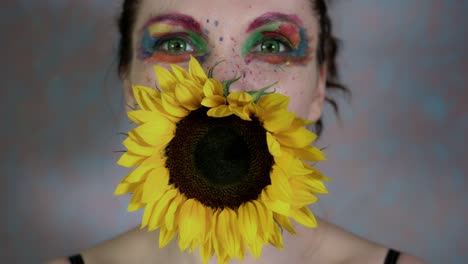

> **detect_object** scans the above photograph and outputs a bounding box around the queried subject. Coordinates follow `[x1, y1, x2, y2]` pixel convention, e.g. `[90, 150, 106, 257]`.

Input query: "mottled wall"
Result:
[1, 1, 466, 263]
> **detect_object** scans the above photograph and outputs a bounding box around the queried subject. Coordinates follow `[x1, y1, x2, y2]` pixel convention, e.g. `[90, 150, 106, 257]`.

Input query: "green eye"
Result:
[252, 38, 289, 54]
[161, 38, 194, 53]
[261, 39, 281, 53]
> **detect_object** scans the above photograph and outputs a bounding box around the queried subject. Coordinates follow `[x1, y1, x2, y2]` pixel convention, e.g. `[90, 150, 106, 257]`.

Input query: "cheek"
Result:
[130, 61, 190, 88]
[281, 80, 315, 119]
[252, 67, 318, 119]
[240, 65, 317, 118]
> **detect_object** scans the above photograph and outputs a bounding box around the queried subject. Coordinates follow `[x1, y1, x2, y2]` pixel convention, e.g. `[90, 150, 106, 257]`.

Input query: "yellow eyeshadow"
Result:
[148, 23, 174, 36]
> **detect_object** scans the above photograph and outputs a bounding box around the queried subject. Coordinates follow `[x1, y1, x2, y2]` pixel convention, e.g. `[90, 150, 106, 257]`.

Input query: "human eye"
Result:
[139, 31, 207, 63]
[251, 37, 292, 54]
[156, 36, 194, 54]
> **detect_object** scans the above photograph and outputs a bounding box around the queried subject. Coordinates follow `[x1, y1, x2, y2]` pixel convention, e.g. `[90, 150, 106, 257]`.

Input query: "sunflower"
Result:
[114, 56, 330, 264]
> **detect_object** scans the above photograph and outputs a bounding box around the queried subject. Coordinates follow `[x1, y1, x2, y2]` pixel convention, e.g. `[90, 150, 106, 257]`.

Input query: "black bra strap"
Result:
[384, 249, 401, 264]
[68, 254, 85, 264]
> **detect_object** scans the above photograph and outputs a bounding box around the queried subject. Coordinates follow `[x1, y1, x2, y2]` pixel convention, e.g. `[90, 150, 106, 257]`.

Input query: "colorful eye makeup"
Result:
[138, 12, 312, 66]
[138, 14, 208, 64]
[242, 12, 312, 65]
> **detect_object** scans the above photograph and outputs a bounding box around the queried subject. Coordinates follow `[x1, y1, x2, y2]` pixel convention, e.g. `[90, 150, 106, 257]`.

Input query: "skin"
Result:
[124, 0, 326, 122]
[48, 0, 427, 263]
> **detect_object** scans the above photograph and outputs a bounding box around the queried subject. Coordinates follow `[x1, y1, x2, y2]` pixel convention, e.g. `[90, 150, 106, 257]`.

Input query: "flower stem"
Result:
[247, 81, 278, 103]
[222, 76, 242, 96]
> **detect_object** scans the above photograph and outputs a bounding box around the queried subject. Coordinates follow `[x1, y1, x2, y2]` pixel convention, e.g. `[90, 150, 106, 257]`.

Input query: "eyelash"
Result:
[148, 35, 195, 54]
[251, 35, 294, 54]
[140, 31, 298, 63]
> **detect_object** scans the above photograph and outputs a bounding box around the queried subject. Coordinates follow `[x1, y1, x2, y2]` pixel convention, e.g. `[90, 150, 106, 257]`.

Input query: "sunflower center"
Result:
[165, 107, 273, 209]
[194, 126, 250, 185]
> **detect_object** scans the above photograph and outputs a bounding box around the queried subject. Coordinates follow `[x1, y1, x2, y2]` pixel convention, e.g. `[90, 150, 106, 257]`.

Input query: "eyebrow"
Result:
[141, 13, 203, 35]
[246, 12, 303, 32]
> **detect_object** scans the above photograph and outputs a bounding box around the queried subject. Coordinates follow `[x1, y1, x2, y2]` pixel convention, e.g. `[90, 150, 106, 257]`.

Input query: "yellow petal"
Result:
[203, 78, 223, 97]
[289, 159, 315, 176]
[238, 202, 258, 243]
[207, 105, 233, 118]
[132, 85, 160, 111]
[274, 152, 313, 176]
[114, 181, 139, 195]
[123, 137, 156, 157]
[189, 55, 208, 83]
[165, 193, 185, 231]
[161, 93, 189, 117]
[200, 239, 214, 264]
[253, 200, 273, 243]
[138, 87, 160, 112]
[117, 152, 146, 168]
[274, 150, 294, 171]
[231, 105, 252, 121]
[127, 185, 144, 212]
[141, 200, 156, 229]
[290, 177, 319, 207]
[286, 146, 326, 162]
[142, 167, 170, 203]
[227, 91, 253, 106]
[171, 64, 190, 82]
[263, 109, 295, 133]
[201, 95, 226, 108]
[159, 226, 177, 248]
[237, 237, 246, 262]
[214, 208, 239, 257]
[212, 210, 223, 259]
[247, 238, 264, 259]
[286, 117, 312, 131]
[218, 254, 231, 264]
[266, 132, 281, 157]
[247, 103, 264, 117]
[273, 213, 296, 234]
[148, 188, 177, 231]
[290, 206, 317, 228]
[275, 127, 317, 149]
[269, 166, 292, 201]
[154, 65, 177, 92]
[290, 174, 329, 194]
[303, 162, 332, 182]
[151, 97, 181, 123]
[291, 189, 318, 208]
[258, 93, 290, 111]
[268, 223, 284, 249]
[139, 155, 166, 169]
[261, 187, 291, 215]
[178, 199, 206, 251]
[175, 82, 202, 110]
[128, 110, 165, 125]
[128, 119, 175, 146]
[189, 239, 198, 253]
[122, 164, 153, 183]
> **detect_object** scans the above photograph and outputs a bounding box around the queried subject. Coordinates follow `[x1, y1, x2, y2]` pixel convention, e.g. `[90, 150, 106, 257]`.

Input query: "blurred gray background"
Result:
[1, 1, 467, 263]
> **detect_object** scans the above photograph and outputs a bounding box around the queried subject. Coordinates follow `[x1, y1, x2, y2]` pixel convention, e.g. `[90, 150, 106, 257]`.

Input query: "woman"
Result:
[49, 0, 425, 263]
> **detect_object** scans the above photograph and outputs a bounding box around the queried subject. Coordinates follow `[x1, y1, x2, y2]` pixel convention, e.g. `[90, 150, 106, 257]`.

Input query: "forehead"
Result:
[134, 0, 317, 32]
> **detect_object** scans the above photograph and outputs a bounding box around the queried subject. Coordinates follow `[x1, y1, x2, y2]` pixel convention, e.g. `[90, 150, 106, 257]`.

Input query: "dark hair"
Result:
[117, 0, 350, 137]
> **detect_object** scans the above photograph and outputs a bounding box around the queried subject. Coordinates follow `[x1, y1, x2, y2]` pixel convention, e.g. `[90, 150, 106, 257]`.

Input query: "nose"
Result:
[200, 41, 249, 92]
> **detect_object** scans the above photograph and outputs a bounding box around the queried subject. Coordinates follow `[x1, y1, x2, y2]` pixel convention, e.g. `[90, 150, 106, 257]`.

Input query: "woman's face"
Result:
[125, 0, 326, 121]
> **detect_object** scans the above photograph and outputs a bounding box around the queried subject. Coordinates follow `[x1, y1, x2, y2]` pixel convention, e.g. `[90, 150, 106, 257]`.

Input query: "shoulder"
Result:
[45, 258, 70, 264]
[77, 226, 169, 264]
[396, 254, 427, 264]
[296, 218, 426, 264]
[46, 220, 426, 264]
